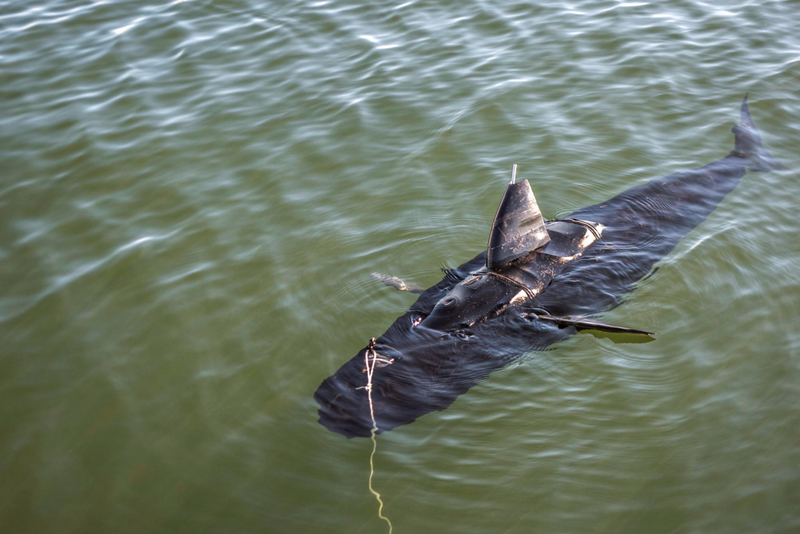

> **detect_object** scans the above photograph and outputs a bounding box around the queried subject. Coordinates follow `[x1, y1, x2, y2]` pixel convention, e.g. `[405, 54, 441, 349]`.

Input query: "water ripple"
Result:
[1, 0, 800, 532]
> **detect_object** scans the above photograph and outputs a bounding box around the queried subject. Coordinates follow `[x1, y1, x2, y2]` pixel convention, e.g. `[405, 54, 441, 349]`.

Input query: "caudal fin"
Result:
[731, 93, 785, 172]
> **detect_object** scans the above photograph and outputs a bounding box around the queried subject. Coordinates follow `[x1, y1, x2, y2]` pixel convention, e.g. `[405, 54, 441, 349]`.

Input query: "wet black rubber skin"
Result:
[314, 96, 783, 438]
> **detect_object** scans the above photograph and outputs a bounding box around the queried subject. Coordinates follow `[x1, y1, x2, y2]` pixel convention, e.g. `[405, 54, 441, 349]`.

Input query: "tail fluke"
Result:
[731, 93, 784, 172]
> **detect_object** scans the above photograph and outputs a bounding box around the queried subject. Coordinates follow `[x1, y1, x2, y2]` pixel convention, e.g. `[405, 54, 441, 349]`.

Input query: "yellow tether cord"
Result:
[364, 338, 393, 534]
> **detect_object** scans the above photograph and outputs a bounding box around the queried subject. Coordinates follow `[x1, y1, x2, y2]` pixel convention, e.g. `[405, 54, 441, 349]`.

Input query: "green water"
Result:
[1, 0, 799, 532]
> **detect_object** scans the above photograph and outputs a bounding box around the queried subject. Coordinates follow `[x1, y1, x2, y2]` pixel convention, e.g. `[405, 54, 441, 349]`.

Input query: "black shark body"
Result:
[315, 96, 782, 438]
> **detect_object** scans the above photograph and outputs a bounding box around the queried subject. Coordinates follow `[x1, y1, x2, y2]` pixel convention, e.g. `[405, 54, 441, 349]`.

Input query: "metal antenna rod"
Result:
[511, 164, 518, 184]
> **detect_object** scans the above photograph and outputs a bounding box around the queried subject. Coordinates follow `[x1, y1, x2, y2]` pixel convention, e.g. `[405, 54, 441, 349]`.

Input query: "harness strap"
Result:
[484, 270, 538, 300]
[561, 218, 602, 240]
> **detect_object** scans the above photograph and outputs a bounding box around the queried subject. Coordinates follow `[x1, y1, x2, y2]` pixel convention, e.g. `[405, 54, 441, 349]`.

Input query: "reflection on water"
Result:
[1, 0, 799, 533]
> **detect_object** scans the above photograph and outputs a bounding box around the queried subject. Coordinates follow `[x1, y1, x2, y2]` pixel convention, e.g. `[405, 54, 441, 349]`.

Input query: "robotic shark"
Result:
[315, 95, 782, 438]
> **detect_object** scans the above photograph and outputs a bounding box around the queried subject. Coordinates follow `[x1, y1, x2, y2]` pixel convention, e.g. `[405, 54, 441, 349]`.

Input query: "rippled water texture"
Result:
[1, 0, 799, 532]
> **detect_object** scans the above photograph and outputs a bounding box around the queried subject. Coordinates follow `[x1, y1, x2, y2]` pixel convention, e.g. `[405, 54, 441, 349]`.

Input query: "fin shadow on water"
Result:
[579, 329, 657, 344]
[315, 95, 783, 438]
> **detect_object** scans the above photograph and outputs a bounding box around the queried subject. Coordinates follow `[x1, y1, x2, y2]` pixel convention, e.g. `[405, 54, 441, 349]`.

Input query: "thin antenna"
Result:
[511, 164, 518, 184]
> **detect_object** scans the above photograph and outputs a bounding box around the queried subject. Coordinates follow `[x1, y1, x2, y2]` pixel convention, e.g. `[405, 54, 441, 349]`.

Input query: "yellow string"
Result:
[365, 339, 393, 534]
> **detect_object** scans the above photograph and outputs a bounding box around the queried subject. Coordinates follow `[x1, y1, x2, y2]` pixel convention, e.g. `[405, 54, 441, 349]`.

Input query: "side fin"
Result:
[535, 313, 655, 337]
[370, 272, 425, 294]
[731, 93, 784, 172]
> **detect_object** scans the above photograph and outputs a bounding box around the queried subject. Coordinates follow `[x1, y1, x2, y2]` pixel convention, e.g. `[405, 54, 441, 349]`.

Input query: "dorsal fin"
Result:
[486, 175, 550, 269]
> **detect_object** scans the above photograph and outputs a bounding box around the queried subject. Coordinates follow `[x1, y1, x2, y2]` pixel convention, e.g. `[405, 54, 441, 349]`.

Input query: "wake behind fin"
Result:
[731, 93, 784, 172]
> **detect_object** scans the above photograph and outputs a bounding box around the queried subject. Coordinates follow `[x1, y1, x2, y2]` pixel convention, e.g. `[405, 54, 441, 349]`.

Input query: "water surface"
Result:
[1, 0, 799, 533]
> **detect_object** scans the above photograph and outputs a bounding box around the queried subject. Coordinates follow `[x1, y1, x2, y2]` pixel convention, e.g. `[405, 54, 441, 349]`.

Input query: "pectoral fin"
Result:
[536, 313, 655, 337]
[370, 272, 426, 294]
